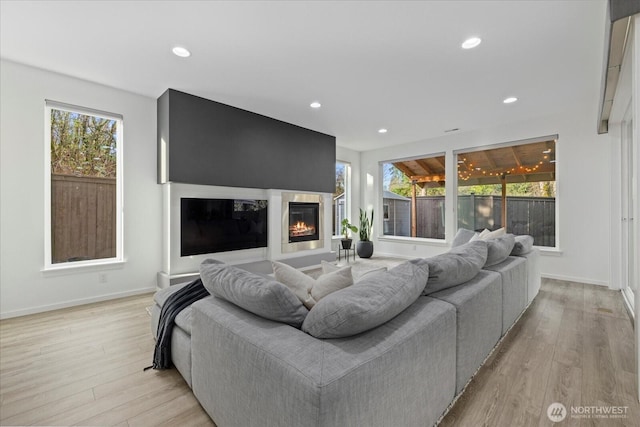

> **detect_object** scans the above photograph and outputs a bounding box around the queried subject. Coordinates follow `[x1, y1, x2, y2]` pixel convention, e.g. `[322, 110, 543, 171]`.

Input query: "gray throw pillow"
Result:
[199, 260, 308, 328]
[302, 259, 429, 338]
[452, 228, 476, 247]
[423, 240, 488, 295]
[485, 234, 516, 267]
[510, 234, 534, 255]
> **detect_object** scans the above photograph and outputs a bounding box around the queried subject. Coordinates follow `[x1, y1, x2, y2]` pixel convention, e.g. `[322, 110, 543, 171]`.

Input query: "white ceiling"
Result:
[0, 0, 607, 151]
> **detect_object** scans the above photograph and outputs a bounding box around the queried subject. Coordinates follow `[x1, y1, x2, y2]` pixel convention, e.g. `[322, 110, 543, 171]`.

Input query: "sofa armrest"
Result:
[516, 247, 541, 304]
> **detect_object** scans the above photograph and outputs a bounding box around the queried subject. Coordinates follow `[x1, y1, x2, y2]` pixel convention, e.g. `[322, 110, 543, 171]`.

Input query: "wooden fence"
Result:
[456, 195, 555, 247]
[416, 196, 446, 239]
[51, 174, 116, 263]
[387, 195, 555, 246]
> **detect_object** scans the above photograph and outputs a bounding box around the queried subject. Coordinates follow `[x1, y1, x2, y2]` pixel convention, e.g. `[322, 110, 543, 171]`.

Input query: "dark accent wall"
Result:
[157, 89, 336, 193]
[609, 0, 640, 22]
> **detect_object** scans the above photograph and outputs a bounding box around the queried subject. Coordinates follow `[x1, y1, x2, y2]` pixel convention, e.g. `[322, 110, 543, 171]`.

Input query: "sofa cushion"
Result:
[429, 270, 502, 393]
[511, 234, 534, 255]
[174, 306, 193, 335]
[302, 259, 429, 338]
[272, 261, 353, 309]
[153, 280, 193, 307]
[452, 228, 476, 247]
[321, 260, 387, 281]
[484, 256, 527, 334]
[422, 240, 488, 295]
[200, 260, 308, 328]
[152, 280, 197, 340]
[484, 234, 516, 267]
[517, 248, 541, 304]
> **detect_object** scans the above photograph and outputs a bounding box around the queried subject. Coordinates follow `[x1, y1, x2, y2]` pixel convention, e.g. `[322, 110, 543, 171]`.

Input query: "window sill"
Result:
[42, 259, 126, 276]
[537, 247, 563, 256]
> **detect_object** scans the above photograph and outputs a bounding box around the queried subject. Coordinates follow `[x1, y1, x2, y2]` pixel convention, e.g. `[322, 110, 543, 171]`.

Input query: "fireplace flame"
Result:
[289, 221, 316, 237]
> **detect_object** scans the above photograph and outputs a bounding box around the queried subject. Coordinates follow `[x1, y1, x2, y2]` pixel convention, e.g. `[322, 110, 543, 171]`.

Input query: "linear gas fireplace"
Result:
[281, 193, 324, 253]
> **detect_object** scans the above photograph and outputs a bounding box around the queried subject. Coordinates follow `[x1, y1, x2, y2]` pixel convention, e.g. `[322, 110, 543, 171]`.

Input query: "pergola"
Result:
[392, 139, 556, 236]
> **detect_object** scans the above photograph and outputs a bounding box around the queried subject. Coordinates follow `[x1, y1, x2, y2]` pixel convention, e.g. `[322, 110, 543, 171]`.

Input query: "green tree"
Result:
[50, 109, 117, 178]
[335, 163, 345, 196]
[457, 182, 556, 197]
[458, 184, 502, 196]
[424, 187, 446, 196]
[384, 164, 413, 197]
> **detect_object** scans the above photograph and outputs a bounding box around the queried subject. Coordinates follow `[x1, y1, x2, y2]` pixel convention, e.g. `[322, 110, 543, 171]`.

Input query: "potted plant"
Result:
[357, 208, 374, 258]
[340, 218, 358, 249]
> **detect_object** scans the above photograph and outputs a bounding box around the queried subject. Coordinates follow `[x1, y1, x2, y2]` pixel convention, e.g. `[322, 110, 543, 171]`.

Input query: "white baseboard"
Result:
[621, 290, 635, 324]
[0, 287, 156, 320]
[541, 273, 608, 287]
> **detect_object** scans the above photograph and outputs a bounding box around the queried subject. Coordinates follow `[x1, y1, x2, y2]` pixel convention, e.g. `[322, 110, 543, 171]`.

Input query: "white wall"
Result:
[359, 106, 611, 286]
[0, 60, 161, 318]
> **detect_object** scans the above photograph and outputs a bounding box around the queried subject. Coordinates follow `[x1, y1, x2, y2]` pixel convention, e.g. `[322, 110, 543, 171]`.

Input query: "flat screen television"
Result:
[180, 198, 268, 256]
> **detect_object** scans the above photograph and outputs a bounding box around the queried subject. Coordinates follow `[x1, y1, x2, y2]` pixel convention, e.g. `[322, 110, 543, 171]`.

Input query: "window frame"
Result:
[453, 134, 559, 250]
[44, 100, 124, 271]
[378, 152, 447, 242]
[333, 160, 351, 238]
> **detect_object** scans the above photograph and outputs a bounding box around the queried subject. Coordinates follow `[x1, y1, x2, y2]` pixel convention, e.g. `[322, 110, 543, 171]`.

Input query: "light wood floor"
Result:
[441, 279, 639, 427]
[0, 279, 637, 426]
[0, 294, 213, 426]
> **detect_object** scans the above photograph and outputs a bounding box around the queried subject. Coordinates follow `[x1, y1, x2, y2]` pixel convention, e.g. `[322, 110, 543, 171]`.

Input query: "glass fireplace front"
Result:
[288, 202, 320, 243]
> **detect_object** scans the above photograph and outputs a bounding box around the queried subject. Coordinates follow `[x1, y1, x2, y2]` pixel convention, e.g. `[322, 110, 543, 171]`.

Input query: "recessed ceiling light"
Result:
[461, 37, 482, 49]
[542, 149, 552, 154]
[310, 101, 321, 109]
[172, 46, 191, 58]
[503, 97, 518, 104]
[378, 128, 388, 134]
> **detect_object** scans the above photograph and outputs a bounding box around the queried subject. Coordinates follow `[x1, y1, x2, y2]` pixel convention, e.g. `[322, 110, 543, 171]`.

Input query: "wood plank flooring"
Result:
[0, 279, 637, 426]
[440, 279, 639, 427]
[0, 294, 213, 426]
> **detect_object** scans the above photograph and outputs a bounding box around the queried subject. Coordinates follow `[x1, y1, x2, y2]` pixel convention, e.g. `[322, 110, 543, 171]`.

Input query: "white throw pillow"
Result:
[272, 261, 353, 309]
[470, 227, 506, 241]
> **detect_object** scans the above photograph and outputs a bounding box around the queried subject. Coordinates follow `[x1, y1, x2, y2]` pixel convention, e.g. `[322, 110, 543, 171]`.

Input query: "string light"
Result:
[456, 150, 551, 182]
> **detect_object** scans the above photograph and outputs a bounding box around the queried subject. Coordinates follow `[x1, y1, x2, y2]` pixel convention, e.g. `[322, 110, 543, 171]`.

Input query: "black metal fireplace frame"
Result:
[288, 202, 320, 243]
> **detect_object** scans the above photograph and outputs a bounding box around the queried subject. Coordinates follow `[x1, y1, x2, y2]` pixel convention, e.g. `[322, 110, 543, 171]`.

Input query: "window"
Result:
[45, 101, 123, 268]
[456, 138, 556, 247]
[381, 154, 446, 239]
[333, 161, 350, 236]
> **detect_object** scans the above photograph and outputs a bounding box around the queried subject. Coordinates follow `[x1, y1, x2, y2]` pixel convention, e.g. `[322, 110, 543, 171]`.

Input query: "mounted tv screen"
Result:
[180, 198, 268, 256]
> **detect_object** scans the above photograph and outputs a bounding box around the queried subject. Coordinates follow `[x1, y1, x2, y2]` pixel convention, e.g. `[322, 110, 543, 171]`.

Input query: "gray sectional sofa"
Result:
[151, 231, 540, 427]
